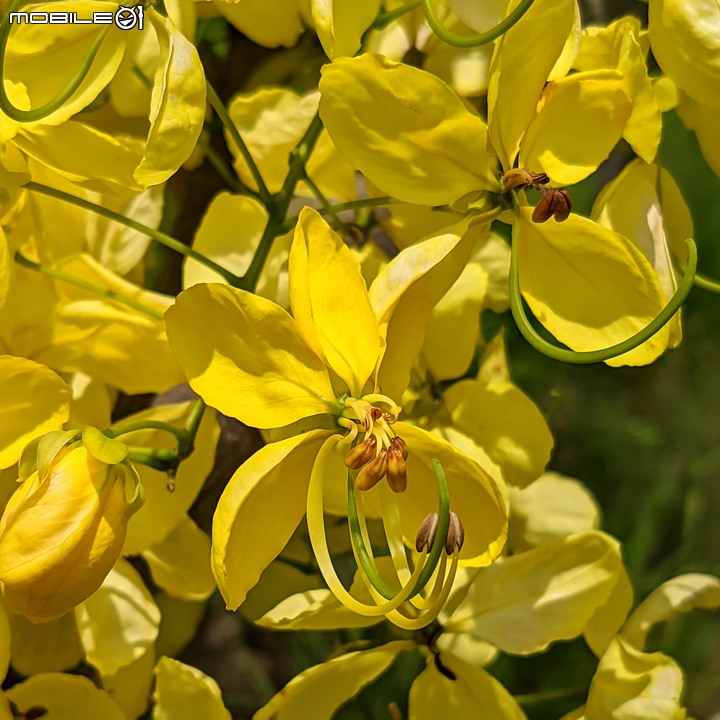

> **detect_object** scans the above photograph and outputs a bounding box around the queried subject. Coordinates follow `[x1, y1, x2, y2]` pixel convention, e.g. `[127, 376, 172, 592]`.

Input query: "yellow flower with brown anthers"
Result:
[165, 207, 507, 628]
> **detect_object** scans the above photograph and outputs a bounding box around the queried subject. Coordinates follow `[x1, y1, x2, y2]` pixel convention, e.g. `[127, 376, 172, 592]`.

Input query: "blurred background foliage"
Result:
[145, 0, 720, 717]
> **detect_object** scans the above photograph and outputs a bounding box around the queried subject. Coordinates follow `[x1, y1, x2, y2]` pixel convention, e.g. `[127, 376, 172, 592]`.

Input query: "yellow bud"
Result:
[0, 446, 130, 623]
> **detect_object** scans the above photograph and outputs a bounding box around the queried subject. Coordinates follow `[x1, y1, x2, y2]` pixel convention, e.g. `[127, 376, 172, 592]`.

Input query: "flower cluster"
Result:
[0, 0, 717, 718]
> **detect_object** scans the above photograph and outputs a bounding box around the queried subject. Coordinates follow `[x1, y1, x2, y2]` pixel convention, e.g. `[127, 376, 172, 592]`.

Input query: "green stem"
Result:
[0, 0, 110, 122]
[515, 683, 587, 706]
[280, 196, 402, 234]
[509, 233, 698, 364]
[302, 172, 348, 230]
[207, 81, 273, 209]
[14, 252, 165, 320]
[126, 447, 179, 473]
[422, 0, 535, 47]
[24, 181, 243, 286]
[694, 272, 720, 293]
[178, 398, 205, 458]
[198, 135, 244, 193]
[364, 1, 422, 36]
[107, 421, 186, 443]
[347, 458, 451, 601]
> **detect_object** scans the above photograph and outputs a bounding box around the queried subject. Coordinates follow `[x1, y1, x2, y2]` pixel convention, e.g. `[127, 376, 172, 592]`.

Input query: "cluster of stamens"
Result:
[502, 168, 572, 223]
[342, 400, 408, 493]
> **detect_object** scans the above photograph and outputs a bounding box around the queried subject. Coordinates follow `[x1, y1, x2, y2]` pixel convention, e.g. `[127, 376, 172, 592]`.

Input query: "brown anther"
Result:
[370, 407, 383, 421]
[445, 511, 465, 555]
[355, 448, 388, 491]
[415, 512, 439, 553]
[344, 435, 377, 470]
[502, 168, 550, 193]
[386, 445, 408, 493]
[532, 188, 572, 223]
[390, 436, 408, 460]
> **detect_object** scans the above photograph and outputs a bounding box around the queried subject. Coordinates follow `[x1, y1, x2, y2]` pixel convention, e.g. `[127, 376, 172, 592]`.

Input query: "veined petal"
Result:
[520, 70, 632, 186]
[409, 653, 526, 720]
[165, 283, 338, 428]
[212, 430, 331, 610]
[369, 220, 475, 400]
[312, 0, 381, 59]
[515, 209, 670, 367]
[447, 531, 624, 654]
[319, 54, 499, 205]
[488, 0, 576, 170]
[621, 574, 720, 650]
[376, 423, 507, 566]
[290, 208, 379, 395]
[444, 378, 553, 488]
[648, 0, 720, 106]
[585, 637, 684, 720]
[153, 657, 231, 720]
[133, 9, 207, 188]
[255, 642, 413, 720]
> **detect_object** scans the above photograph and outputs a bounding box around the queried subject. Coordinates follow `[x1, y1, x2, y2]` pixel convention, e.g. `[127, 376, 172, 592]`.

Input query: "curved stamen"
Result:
[509, 230, 698, 364]
[361, 393, 401, 420]
[422, 0, 535, 48]
[0, 0, 112, 122]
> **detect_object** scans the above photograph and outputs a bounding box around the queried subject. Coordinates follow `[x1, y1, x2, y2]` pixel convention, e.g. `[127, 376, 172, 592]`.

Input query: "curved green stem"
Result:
[126, 447, 179, 473]
[106, 420, 187, 443]
[207, 81, 273, 209]
[422, 0, 535, 48]
[14, 251, 165, 320]
[24, 181, 243, 286]
[0, 0, 110, 122]
[694, 272, 720, 293]
[178, 397, 205, 458]
[347, 457, 451, 601]
[509, 235, 698, 364]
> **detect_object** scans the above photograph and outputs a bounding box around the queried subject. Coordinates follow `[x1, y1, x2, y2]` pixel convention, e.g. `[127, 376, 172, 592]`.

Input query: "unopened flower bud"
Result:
[0, 443, 143, 623]
[445, 511, 465, 555]
[415, 512, 439, 553]
[344, 435, 377, 470]
[355, 448, 388, 491]
[390, 435, 408, 460]
[386, 446, 407, 493]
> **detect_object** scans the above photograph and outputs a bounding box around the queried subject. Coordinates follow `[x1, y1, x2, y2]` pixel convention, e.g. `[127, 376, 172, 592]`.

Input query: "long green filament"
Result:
[509, 234, 698, 364]
[422, 0, 535, 48]
[0, 0, 111, 122]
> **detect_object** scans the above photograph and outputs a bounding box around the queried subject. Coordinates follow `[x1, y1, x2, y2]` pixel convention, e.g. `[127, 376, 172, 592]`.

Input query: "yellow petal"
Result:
[165, 283, 338, 428]
[142, 516, 216, 602]
[0, 356, 69, 470]
[447, 531, 623, 654]
[75, 558, 160, 676]
[648, 0, 720, 106]
[487, 0, 576, 170]
[255, 642, 413, 720]
[471, 230, 511, 313]
[7, 673, 126, 720]
[153, 657, 231, 720]
[312, 0, 381, 59]
[520, 70, 632, 186]
[377, 203, 459, 251]
[409, 653, 526, 720]
[154, 593, 205, 660]
[217, 0, 305, 48]
[103, 647, 155, 720]
[7, 612, 83, 676]
[444, 379, 553, 488]
[319, 54, 499, 205]
[2, 1, 126, 125]
[676, 93, 720, 177]
[369, 220, 475, 400]
[0, 599, 8, 680]
[133, 9, 206, 187]
[121, 402, 219, 555]
[290, 207, 379, 395]
[508, 472, 601, 551]
[585, 637, 684, 720]
[0, 230, 9, 314]
[423, 264, 488, 382]
[212, 430, 331, 610]
[621, 574, 720, 650]
[379, 423, 507, 566]
[423, 42, 495, 98]
[515, 209, 670, 367]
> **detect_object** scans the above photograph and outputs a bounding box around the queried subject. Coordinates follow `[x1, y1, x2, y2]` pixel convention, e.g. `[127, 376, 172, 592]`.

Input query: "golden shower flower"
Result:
[0, 427, 143, 622]
[165, 207, 507, 627]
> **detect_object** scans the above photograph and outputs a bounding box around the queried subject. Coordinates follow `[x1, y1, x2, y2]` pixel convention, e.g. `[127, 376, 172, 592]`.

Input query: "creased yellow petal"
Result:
[255, 641, 413, 720]
[312, 0, 381, 58]
[212, 430, 331, 610]
[165, 283, 338, 428]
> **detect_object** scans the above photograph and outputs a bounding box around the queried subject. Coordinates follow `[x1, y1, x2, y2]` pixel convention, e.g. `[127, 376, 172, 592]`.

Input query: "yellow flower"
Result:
[165, 207, 507, 626]
[0, 429, 143, 622]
